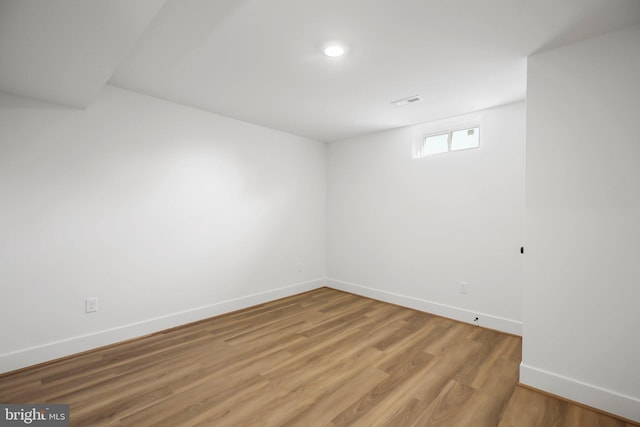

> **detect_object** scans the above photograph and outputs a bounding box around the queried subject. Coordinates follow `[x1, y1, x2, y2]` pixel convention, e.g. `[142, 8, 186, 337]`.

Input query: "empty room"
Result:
[1, 0, 639, 426]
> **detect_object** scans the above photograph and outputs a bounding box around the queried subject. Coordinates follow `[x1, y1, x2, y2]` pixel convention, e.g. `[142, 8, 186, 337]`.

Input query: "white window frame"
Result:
[413, 125, 480, 159]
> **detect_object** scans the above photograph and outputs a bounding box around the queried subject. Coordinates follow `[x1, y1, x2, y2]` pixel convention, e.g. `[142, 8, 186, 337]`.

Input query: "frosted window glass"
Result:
[451, 127, 479, 151]
[424, 133, 449, 155]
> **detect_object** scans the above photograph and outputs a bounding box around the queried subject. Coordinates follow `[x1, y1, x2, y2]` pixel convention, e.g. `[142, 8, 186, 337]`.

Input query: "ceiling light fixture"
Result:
[323, 42, 347, 58]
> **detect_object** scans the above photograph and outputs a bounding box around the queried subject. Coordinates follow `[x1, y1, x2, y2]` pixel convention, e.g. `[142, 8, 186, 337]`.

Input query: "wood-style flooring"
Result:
[0, 288, 634, 426]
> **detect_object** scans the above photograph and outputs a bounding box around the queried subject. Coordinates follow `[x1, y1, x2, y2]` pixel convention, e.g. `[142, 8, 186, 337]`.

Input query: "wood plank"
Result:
[1, 288, 634, 427]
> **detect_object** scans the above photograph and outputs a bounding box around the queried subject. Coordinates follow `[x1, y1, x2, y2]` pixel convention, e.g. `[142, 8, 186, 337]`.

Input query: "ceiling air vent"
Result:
[391, 95, 423, 106]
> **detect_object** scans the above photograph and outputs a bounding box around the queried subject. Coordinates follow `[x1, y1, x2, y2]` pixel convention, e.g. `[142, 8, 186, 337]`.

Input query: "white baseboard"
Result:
[520, 363, 640, 423]
[325, 278, 522, 336]
[0, 278, 325, 375]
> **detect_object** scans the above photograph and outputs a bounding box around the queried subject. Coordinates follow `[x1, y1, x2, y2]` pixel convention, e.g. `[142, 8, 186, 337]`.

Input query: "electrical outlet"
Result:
[459, 281, 468, 295]
[85, 297, 98, 313]
[296, 262, 302, 272]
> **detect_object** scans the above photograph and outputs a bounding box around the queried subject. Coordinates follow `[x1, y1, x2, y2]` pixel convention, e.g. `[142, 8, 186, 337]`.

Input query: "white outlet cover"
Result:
[85, 297, 98, 313]
[459, 281, 468, 294]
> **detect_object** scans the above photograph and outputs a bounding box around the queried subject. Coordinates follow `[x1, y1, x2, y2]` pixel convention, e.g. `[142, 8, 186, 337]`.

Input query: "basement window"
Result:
[413, 127, 480, 158]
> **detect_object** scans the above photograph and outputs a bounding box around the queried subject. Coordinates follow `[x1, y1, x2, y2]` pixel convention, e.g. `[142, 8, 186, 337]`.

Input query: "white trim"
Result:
[325, 278, 522, 336]
[413, 112, 481, 138]
[0, 278, 325, 374]
[520, 363, 640, 423]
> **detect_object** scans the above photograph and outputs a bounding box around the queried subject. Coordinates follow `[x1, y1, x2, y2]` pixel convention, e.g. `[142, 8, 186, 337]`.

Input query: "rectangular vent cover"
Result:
[391, 95, 423, 106]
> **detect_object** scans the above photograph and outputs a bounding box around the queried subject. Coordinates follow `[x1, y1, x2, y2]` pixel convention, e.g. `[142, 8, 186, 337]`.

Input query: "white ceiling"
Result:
[2, 0, 640, 141]
[0, 0, 165, 107]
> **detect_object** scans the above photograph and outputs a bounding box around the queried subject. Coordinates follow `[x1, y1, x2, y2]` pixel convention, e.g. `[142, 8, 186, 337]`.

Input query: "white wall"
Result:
[327, 102, 526, 334]
[522, 24, 640, 422]
[0, 85, 326, 373]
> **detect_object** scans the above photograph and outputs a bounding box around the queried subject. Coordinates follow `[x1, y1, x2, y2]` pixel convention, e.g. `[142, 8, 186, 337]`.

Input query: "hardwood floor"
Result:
[0, 288, 634, 426]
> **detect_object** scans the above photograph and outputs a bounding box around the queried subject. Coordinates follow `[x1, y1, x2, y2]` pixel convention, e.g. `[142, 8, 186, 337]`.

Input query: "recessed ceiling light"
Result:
[323, 42, 347, 58]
